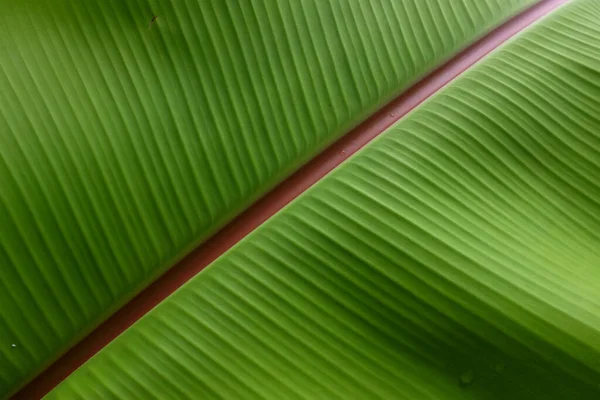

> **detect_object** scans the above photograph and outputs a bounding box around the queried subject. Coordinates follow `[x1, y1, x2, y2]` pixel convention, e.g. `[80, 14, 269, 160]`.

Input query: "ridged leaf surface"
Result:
[48, 1, 600, 398]
[0, 0, 536, 396]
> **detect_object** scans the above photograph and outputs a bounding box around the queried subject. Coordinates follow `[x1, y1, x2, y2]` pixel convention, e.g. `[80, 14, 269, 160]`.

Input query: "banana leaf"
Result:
[46, 0, 600, 398]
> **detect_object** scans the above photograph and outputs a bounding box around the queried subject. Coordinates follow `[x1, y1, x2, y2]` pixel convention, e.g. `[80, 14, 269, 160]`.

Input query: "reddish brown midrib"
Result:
[12, 0, 569, 398]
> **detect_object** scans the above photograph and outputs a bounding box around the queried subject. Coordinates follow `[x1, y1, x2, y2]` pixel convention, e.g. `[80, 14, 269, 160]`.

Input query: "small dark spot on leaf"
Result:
[149, 15, 159, 30]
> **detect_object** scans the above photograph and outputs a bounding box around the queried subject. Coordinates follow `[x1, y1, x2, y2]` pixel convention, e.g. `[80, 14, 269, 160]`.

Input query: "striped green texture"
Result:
[0, 0, 536, 396]
[48, 0, 600, 398]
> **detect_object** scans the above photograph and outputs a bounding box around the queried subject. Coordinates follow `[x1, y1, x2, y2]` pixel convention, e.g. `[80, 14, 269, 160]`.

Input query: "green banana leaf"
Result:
[0, 0, 537, 397]
[7, 0, 598, 398]
[47, 0, 600, 398]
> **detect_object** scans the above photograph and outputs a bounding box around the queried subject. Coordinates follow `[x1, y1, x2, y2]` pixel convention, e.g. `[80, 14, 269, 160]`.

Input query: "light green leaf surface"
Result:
[0, 0, 535, 396]
[48, 0, 600, 398]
